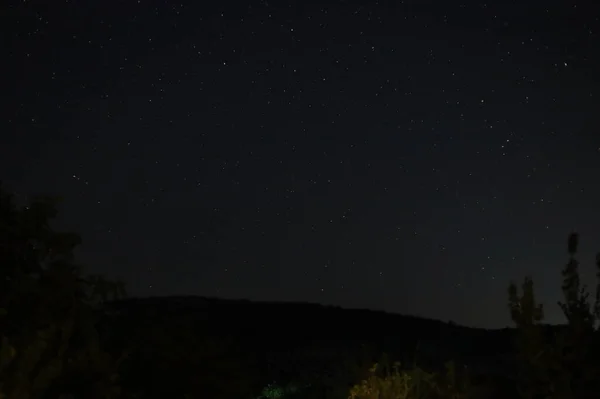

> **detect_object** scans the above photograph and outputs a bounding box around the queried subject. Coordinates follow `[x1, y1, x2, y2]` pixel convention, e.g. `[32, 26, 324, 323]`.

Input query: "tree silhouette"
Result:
[0, 182, 129, 399]
[508, 232, 600, 399]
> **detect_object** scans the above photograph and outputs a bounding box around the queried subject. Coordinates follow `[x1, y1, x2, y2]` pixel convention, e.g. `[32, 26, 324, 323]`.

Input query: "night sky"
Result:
[3, 0, 600, 329]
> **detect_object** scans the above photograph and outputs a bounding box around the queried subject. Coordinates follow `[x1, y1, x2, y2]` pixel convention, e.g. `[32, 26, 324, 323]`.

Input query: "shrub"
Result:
[348, 359, 471, 399]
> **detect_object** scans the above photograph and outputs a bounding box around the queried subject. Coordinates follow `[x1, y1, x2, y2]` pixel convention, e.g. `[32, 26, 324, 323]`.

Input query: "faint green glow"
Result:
[259, 383, 285, 399]
[256, 381, 310, 399]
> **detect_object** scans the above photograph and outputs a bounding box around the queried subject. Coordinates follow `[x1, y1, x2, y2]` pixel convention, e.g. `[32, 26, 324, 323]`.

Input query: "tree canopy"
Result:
[0, 182, 127, 399]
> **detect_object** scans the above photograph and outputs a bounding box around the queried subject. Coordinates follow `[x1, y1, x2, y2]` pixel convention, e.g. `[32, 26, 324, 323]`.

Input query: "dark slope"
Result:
[96, 296, 569, 398]
[103, 296, 513, 365]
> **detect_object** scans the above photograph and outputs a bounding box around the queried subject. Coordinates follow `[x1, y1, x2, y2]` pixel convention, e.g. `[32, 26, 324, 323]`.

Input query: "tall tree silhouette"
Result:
[508, 232, 600, 399]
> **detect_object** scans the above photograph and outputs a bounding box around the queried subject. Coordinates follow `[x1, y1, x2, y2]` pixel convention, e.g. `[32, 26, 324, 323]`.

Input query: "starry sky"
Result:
[3, 0, 600, 329]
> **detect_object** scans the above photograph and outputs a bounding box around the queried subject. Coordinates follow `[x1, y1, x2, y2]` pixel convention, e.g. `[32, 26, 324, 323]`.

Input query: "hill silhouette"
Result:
[96, 295, 577, 397]
[102, 295, 556, 374]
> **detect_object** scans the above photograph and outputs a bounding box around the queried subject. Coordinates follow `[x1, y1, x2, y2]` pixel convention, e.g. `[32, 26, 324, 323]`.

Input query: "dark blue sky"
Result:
[3, 0, 600, 328]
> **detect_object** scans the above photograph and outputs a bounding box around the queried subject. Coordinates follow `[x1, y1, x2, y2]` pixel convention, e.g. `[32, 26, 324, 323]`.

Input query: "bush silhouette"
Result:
[347, 355, 471, 399]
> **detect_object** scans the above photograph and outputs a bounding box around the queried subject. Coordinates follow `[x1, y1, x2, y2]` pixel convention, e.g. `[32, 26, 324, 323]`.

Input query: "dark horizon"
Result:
[106, 293, 571, 332]
[3, 0, 600, 330]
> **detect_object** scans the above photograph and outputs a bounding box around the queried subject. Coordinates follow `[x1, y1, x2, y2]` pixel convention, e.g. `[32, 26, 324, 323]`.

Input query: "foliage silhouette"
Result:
[0, 182, 128, 399]
[347, 355, 472, 399]
[508, 232, 600, 399]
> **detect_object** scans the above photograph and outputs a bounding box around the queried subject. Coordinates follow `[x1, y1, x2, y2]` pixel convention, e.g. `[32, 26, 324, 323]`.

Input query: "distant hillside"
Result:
[102, 297, 517, 367]
[104, 295, 506, 340]
[95, 296, 575, 398]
